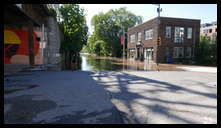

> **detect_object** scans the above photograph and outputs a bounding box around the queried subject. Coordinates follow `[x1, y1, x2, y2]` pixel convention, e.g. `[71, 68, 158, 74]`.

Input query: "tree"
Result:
[195, 36, 217, 66]
[88, 7, 143, 57]
[59, 4, 88, 69]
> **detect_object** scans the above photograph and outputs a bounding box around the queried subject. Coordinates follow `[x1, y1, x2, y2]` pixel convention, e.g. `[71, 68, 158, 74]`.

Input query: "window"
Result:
[209, 29, 212, 33]
[216, 28, 217, 32]
[166, 47, 170, 57]
[206, 29, 209, 33]
[138, 32, 142, 42]
[174, 27, 184, 43]
[145, 29, 153, 40]
[179, 47, 184, 58]
[173, 47, 178, 58]
[130, 34, 135, 43]
[186, 47, 191, 58]
[165, 26, 171, 38]
[187, 28, 192, 39]
[173, 47, 184, 58]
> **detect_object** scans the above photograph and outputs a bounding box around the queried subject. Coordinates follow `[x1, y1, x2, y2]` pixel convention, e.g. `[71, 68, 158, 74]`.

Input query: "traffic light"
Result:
[157, 37, 161, 46]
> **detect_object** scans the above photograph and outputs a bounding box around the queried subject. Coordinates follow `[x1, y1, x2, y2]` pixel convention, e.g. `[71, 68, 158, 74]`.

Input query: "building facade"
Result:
[200, 21, 217, 43]
[127, 17, 200, 63]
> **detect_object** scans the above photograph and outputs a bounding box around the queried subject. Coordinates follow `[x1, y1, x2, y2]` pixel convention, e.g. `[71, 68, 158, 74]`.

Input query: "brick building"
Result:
[127, 17, 200, 63]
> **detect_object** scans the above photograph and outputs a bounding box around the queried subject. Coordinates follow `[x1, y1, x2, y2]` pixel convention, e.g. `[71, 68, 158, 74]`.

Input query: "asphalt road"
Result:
[4, 70, 217, 124]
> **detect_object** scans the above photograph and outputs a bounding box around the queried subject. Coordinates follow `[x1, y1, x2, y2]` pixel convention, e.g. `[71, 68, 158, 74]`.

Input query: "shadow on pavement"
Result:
[4, 71, 124, 124]
[91, 71, 217, 124]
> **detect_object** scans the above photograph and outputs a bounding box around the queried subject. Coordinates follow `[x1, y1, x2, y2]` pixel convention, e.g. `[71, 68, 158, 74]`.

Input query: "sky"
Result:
[78, 4, 217, 35]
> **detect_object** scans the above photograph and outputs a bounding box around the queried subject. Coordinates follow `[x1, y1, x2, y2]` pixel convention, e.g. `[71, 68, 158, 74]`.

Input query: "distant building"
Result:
[200, 21, 217, 43]
[127, 17, 200, 64]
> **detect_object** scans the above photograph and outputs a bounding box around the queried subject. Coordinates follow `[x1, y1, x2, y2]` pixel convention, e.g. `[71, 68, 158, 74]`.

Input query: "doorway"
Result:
[145, 48, 153, 60]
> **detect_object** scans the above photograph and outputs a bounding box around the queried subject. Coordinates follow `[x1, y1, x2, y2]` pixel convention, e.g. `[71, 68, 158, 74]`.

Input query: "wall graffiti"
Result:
[4, 29, 40, 64]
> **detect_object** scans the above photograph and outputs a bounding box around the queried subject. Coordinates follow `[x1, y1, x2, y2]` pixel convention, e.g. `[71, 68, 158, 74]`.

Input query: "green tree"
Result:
[195, 36, 217, 66]
[88, 7, 143, 57]
[59, 4, 88, 69]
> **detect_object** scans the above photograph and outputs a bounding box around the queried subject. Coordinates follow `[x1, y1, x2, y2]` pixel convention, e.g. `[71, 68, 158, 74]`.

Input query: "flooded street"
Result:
[80, 54, 183, 71]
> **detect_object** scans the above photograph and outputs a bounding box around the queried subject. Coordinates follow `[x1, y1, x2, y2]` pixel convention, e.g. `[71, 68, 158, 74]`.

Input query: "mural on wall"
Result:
[4, 29, 40, 64]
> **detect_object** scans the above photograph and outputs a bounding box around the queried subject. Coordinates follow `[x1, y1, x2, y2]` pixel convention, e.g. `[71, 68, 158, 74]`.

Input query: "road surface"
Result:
[4, 70, 217, 124]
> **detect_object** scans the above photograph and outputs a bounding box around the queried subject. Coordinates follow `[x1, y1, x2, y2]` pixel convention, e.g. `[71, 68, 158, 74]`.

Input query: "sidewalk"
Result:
[4, 64, 29, 75]
[177, 66, 217, 73]
[4, 64, 61, 76]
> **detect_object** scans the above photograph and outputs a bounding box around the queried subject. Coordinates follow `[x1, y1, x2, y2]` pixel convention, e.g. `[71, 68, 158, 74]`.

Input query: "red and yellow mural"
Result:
[4, 29, 41, 64]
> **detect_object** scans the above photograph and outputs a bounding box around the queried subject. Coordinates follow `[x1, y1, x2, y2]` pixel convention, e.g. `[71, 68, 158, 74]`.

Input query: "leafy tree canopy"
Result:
[87, 7, 143, 57]
[59, 4, 88, 54]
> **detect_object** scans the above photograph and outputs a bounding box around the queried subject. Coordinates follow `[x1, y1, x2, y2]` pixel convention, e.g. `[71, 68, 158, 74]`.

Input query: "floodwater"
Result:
[80, 54, 183, 71]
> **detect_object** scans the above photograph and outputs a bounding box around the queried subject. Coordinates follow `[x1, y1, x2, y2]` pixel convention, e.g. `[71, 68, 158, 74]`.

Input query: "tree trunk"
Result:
[61, 52, 65, 70]
[67, 51, 71, 69]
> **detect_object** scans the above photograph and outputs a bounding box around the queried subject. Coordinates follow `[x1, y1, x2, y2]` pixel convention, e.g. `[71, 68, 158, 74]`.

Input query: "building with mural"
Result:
[4, 4, 61, 66]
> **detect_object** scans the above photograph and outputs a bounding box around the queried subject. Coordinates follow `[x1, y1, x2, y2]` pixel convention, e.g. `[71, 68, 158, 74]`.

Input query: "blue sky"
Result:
[79, 4, 217, 35]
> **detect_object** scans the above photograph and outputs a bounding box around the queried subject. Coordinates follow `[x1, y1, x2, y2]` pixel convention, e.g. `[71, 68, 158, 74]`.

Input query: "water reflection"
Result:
[80, 54, 182, 71]
[81, 55, 93, 71]
[81, 54, 123, 71]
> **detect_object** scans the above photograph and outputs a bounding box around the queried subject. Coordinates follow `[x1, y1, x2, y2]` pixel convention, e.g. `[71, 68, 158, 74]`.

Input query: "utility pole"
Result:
[153, 4, 162, 71]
